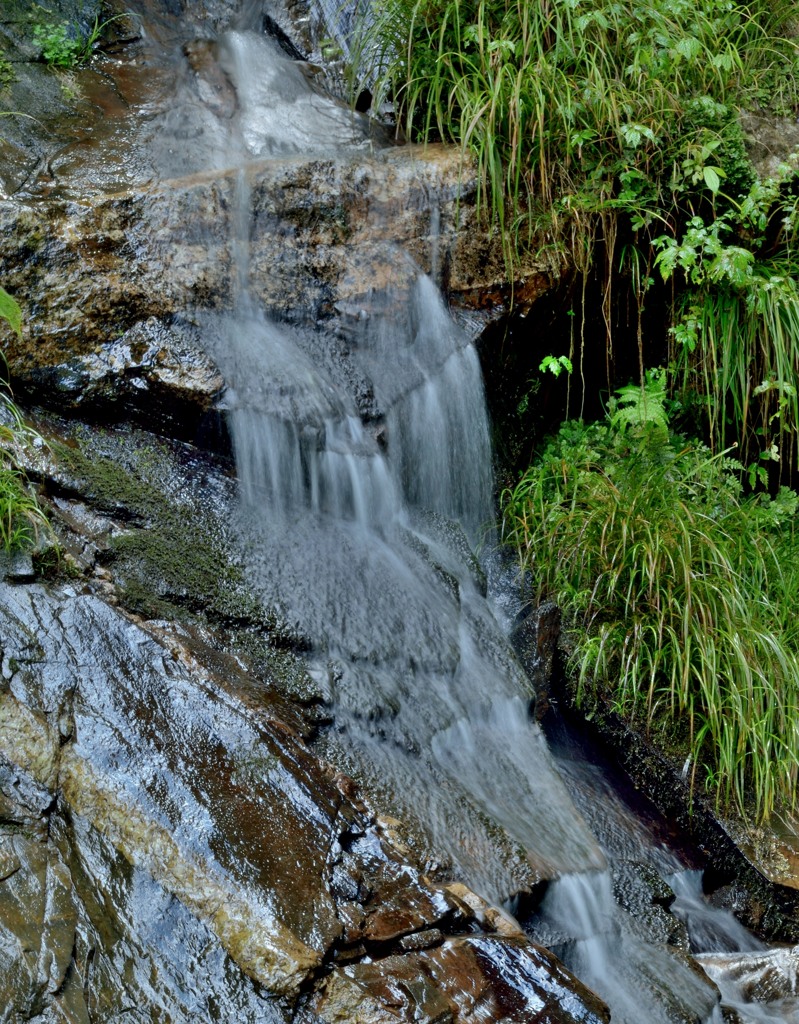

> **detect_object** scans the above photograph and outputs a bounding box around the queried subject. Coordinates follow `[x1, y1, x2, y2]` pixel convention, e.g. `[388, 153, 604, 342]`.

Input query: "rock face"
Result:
[0, 148, 506, 426]
[511, 601, 561, 719]
[0, 576, 609, 1023]
[0, 0, 553, 436]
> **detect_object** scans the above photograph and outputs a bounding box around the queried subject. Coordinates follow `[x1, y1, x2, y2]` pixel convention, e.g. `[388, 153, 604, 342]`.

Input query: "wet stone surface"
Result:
[304, 935, 610, 1024]
[0, 0, 554, 436]
[0, 571, 608, 1022]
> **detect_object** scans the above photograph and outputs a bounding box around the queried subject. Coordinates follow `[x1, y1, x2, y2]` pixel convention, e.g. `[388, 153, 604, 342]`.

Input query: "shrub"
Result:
[501, 374, 799, 821]
[353, 0, 799, 475]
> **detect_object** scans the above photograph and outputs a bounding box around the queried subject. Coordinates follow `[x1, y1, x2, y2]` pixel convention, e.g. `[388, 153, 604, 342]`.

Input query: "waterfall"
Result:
[536, 870, 723, 1024]
[190, 16, 781, 1023]
[197, 22, 604, 906]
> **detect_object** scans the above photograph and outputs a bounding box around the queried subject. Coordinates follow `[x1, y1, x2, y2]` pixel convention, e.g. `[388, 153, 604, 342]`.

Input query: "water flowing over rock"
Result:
[0, 0, 551, 434]
[0, 1, 791, 1021]
[697, 945, 799, 1022]
[0, 575, 609, 1023]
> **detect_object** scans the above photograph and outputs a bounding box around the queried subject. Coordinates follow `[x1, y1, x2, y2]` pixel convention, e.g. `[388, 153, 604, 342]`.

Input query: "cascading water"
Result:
[535, 870, 724, 1024]
[212, 272, 603, 900]
[199, 22, 605, 907]
[170, 12, 789, 1023]
[533, 714, 797, 1023]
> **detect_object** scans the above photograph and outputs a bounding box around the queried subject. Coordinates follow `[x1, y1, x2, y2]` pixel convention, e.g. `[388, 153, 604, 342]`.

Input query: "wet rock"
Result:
[612, 860, 690, 949]
[40, 855, 79, 997]
[0, 551, 36, 583]
[698, 945, 799, 1002]
[0, 838, 22, 882]
[306, 934, 610, 1024]
[705, 880, 766, 936]
[0, 830, 84, 1021]
[445, 881, 526, 938]
[697, 946, 799, 1022]
[0, 581, 345, 994]
[720, 812, 799, 920]
[511, 601, 561, 717]
[0, 62, 552, 433]
[308, 956, 454, 1023]
[399, 928, 444, 952]
[24, 317, 225, 440]
[183, 38, 238, 119]
[0, 835, 51, 1021]
[423, 935, 611, 1022]
[0, 692, 60, 793]
[354, 864, 464, 948]
[0, 755, 54, 836]
[0, 575, 608, 1020]
[739, 111, 799, 179]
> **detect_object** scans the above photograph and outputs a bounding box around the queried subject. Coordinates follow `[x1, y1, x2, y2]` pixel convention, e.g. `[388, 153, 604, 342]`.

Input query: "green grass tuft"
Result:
[0, 395, 51, 553]
[353, 0, 799, 474]
[502, 379, 799, 822]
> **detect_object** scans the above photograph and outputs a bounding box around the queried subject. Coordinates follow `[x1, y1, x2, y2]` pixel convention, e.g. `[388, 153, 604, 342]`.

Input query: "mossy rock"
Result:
[40, 418, 317, 695]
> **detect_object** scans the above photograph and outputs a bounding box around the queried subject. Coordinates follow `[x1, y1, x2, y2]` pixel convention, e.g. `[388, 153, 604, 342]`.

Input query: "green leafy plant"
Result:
[0, 396, 51, 553]
[655, 169, 799, 476]
[0, 287, 52, 553]
[610, 367, 669, 431]
[0, 57, 15, 89]
[33, 21, 85, 68]
[33, 12, 125, 69]
[539, 354, 573, 378]
[502, 375, 799, 822]
[0, 286, 22, 339]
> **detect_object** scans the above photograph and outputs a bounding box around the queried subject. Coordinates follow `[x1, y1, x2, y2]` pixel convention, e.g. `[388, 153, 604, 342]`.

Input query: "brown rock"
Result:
[309, 935, 610, 1024]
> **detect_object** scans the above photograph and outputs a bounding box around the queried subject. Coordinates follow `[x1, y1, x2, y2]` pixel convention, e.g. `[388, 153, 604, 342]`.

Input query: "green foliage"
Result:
[0, 287, 51, 553]
[0, 287, 22, 339]
[610, 367, 669, 431]
[355, 0, 799, 476]
[33, 13, 122, 69]
[33, 21, 85, 68]
[0, 57, 15, 89]
[539, 354, 572, 378]
[0, 395, 51, 553]
[656, 170, 799, 475]
[502, 378, 799, 822]
[353, 0, 798, 266]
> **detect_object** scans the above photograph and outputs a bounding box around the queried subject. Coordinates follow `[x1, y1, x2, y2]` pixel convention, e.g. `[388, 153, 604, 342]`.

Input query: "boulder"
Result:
[305, 935, 610, 1024]
[0, 576, 608, 1021]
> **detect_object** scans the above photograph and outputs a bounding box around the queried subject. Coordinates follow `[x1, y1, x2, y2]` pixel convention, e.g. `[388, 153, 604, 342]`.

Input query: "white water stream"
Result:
[163, 11, 792, 1022]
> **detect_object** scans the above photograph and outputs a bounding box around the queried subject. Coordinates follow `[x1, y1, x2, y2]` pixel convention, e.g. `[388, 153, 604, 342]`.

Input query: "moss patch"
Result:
[48, 425, 301, 645]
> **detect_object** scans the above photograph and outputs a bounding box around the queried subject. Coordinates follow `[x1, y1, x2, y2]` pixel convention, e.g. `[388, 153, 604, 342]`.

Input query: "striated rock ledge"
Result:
[0, 576, 609, 1023]
[0, 144, 553, 437]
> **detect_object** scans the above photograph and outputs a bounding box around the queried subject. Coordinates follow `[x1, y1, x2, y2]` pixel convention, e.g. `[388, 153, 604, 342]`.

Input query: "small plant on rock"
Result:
[33, 12, 123, 69]
[0, 56, 15, 89]
[0, 287, 51, 553]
